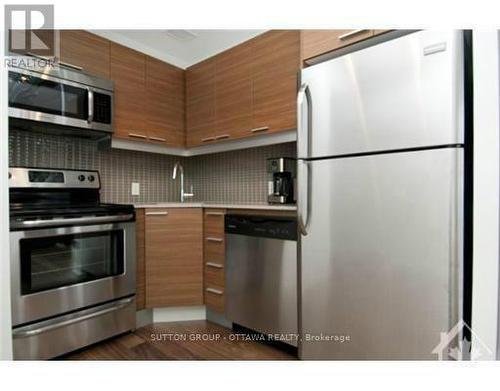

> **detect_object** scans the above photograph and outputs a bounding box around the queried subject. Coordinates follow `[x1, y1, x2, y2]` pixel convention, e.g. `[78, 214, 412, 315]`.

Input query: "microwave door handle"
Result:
[87, 88, 94, 123]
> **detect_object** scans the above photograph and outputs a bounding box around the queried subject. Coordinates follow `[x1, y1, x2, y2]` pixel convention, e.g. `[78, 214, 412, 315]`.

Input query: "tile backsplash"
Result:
[186, 142, 296, 204]
[9, 129, 296, 205]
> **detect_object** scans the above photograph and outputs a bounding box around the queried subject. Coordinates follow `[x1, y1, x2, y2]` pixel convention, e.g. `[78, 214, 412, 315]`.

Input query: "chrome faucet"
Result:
[172, 162, 194, 203]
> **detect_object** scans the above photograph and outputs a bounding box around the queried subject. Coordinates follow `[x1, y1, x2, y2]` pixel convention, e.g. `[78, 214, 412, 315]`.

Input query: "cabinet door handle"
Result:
[58, 61, 84, 71]
[201, 137, 215, 142]
[205, 212, 224, 216]
[145, 211, 168, 216]
[206, 287, 223, 295]
[128, 133, 147, 139]
[338, 29, 369, 41]
[215, 134, 230, 140]
[250, 126, 269, 133]
[206, 262, 224, 269]
[149, 136, 166, 142]
[206, 237, 223, 243]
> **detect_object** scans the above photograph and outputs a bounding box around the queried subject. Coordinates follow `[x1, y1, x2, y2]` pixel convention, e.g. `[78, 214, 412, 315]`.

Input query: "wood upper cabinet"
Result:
[185, 30, 300, 147]
[186, 58, 216, 147]
[146, 57, 185, 147]
[301, 29, 374, 63]
[214, 41, 253, 141]
[110, 43, 147, 140]
[145, 208, 203, 308]
[59, 30, 110, 78]
[251, 30, 300, 135]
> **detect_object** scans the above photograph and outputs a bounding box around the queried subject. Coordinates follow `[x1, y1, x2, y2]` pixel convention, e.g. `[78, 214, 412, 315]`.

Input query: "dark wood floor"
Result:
[63, 321, 297, 360]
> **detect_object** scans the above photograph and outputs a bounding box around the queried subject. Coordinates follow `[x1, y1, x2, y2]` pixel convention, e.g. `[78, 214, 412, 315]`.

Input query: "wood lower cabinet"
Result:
[301, 29, 374, 63]
[135, 209, 146, 310]
[59, 30, 110, 78]
[203, 209, 226, 313]
[186, 58, 216, 147]
[146, 56, 185, 147]
[110, 43, 147, 141]
[145, 208, 203, 308]
[251, 30, 300, 136]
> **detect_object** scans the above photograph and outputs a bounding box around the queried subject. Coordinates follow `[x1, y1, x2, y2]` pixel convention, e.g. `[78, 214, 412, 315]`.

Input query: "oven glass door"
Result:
[19, 230, 124, 295]
[8, 71, 89, 120]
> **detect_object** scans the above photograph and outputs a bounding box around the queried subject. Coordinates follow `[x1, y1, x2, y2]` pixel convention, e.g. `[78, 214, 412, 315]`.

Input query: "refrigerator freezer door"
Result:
[298, 30, 464, 159]
[299, 148, 463, 359]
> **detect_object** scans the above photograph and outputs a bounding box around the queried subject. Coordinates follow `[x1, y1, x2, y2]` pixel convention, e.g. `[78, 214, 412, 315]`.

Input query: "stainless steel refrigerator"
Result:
[297, 30, 470, 359]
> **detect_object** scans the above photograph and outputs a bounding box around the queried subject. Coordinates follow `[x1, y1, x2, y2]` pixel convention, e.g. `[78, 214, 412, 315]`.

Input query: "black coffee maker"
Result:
[267, 157, 296, 204]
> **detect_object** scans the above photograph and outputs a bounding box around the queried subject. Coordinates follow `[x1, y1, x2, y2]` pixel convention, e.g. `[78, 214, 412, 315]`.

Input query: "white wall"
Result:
[472, 30, 500, 360]
[0, 18, 13, 360]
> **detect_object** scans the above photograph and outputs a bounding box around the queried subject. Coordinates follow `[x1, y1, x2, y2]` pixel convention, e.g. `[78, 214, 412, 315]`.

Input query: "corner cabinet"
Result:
[145, 208, 203, 308]
[145, 57, 185, 147]
[186, 30, 300, 147]
[111, 43, 185, 147]
[185, 58, 216, 147]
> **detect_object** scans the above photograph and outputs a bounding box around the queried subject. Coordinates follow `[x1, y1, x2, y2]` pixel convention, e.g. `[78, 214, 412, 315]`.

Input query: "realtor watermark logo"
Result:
[5, 4, 55, 56]
[4, 4, 58, 70]
[432, 319, 493, 360]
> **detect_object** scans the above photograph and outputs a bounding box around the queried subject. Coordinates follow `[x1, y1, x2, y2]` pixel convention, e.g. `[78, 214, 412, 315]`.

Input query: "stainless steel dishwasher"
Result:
[225, 214, 298, 346]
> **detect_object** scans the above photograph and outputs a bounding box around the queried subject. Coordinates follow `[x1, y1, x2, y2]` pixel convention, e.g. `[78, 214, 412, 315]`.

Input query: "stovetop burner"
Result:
[9, 167, 134, 228]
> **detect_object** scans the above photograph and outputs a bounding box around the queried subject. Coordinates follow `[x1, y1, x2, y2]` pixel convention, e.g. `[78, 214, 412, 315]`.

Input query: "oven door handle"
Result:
[12, 297, 134, 338]
[12, 213, 134, 229]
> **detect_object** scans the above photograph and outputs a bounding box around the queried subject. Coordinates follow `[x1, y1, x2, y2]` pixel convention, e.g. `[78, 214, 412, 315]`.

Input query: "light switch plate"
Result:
[131, 182, 140, 196]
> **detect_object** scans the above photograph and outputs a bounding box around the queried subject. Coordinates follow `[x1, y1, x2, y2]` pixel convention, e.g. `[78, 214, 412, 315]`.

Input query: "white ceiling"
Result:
[91, 30, 266, 69]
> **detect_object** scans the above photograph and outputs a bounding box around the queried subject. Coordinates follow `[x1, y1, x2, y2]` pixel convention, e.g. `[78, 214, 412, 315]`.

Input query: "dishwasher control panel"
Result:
[225, 214, 297, 241]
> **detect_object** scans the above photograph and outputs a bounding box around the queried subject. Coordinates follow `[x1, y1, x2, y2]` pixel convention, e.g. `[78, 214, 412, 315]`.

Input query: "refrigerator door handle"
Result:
[297, 159, 311, 235]
[297, 83, 312, 159]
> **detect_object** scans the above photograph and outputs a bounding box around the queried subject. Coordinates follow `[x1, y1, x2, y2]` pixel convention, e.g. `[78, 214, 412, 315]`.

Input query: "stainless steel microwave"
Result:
[8, 65, 114, 134]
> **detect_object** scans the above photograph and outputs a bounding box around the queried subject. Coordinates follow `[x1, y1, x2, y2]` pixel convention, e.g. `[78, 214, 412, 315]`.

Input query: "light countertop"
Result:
[133, 202, 297, 211]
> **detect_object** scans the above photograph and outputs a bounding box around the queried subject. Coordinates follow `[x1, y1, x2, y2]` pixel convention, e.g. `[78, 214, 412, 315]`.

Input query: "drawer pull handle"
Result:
[58, 61, 84, 71]
[206, 262, 223, 269]
[206, 212, 224, 216]
[206, 237, 223, 243]
[206, 288, 223, 295]
[215, 134, 230, 140]
[128, 133, 148, 139]
[149, 136, 166, 142]
[145, 211, 168, 216]
[338, 29, 369, 41]
[201, 137, 215, 142]
[250, 126, 269, 133]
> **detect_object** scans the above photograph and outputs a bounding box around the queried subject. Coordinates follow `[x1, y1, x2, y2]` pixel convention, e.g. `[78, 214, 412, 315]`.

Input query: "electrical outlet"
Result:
[131, 182, 140, 196]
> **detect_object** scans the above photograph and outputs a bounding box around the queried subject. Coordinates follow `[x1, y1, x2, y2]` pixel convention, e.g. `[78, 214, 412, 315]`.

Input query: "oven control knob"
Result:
[88, 175, 95, 182]
[78, 174, 85, 182]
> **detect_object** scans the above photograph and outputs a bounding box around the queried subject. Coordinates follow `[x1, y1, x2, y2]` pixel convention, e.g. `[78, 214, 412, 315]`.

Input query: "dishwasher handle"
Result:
[225, 214, 297, 241]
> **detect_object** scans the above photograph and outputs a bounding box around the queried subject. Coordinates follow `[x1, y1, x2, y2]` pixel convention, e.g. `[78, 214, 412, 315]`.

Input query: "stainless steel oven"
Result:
[10, 220, 135, 326]
[8, 65, 113, 135]
[9, 167, 135, 359]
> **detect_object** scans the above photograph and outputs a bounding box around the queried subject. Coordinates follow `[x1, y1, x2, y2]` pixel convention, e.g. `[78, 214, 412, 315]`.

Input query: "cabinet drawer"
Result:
[204, 262, 224, 286]
[204, 238, 225, 262]
[204, 209, 225, 236]
[205, 285, 224, 313]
